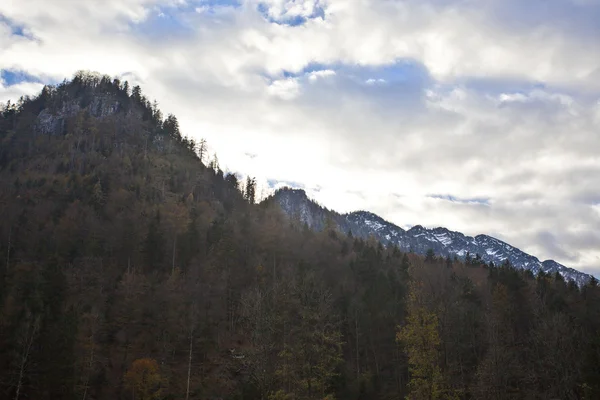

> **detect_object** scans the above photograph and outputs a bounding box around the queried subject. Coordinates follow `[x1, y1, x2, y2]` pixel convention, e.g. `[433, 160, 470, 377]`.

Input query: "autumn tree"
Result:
[124, 358, 164, 400]
[397, 282, 448, 400]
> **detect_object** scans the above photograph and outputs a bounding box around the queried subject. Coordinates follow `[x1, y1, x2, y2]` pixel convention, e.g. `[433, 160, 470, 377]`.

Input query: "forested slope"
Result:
[0, 73, 599, 400]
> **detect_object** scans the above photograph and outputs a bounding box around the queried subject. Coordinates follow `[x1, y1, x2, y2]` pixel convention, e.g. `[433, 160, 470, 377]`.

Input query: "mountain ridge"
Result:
[269, 187, 592, 286]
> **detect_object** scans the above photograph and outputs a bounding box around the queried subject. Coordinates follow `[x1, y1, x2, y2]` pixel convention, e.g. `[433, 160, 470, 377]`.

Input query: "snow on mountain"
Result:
[270, 187, 592, 286]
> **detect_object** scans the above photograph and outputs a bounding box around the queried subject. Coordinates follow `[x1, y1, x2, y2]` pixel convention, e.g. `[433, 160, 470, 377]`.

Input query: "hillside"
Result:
[0, 73, 599, 400]
[270, 188, 592, 286]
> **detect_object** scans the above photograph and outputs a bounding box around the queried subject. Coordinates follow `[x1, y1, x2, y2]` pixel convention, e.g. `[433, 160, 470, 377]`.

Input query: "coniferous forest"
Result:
[1, 72, 600, 400]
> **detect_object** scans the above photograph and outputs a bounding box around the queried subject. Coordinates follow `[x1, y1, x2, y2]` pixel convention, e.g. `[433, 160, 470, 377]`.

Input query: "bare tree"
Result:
[185, 301, 198, 400]
[198, 139, 207, 165]
[14, 312, 40, 400]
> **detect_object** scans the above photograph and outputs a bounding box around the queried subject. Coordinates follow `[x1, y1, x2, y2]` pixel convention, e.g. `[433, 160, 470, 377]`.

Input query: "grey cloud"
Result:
[1, 0, 600, 277]
[482, 0, 600, 37]
[561, 231, 600, 251]
[536, 231, 578, 262]
[428, 194, 490, 205]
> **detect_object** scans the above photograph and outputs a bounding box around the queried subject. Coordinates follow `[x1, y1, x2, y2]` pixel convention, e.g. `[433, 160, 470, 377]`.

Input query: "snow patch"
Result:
[485, 248, 498, 256]
[433, 233, 452, 246]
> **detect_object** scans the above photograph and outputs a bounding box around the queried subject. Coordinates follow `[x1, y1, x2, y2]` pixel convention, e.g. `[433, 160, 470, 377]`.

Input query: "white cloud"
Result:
[308, 69, 335, 82]
[267, 77, 301, 99]
[255, 0, 323, 21]
[0, 80, 44, 104]
[1, 0, 600, 275]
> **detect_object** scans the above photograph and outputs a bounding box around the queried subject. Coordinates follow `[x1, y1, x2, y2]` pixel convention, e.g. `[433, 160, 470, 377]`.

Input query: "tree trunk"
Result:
[82, 314, 98, 400]
[185, 329, 193, 400]
[355, 310, 360, 380]
[272, 255, 276, 286]
[172, 236, 176, 274]
[14, 314, 39, 400]
[6, 225, 11, 272]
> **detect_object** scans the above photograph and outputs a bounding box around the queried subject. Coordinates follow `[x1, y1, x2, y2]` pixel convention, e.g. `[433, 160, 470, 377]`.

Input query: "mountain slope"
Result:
[270, 187, 592, 285]
[3, 73, 600, 400]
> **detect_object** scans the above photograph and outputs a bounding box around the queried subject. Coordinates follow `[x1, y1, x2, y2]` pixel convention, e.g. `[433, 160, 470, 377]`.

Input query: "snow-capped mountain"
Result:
[270, 188, 592, 286]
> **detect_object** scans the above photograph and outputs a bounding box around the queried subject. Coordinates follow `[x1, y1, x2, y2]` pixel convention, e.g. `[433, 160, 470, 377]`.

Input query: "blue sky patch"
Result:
[281, 62, 338, 78]
[131, 0, 243, 37]
[429, 194, 490, 206]
[267, 179, 306, 190]
[274, 60, 430, 87]
[196, 0, 241, 7]
[453, 77, 549, 96]
[0, 13, 31, 38]
[346, 60, 431, 85]
[130, 7, 194, 39]
[194, 0, 242, 15]
[488, 0, 600, 37]
[0, 69, 41, 86]
[257, 1, 325, 26]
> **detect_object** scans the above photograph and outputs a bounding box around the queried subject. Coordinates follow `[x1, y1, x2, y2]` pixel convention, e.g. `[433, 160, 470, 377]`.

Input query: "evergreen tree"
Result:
[143, 211, 165, 271]
[245, 176, 256, 204]
[163, 114, 182, 140]
[425, 249, 436, 263]
[445, 255, 453, 268]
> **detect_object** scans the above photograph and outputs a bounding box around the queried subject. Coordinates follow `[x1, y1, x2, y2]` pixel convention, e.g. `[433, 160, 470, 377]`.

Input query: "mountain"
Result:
[271, 187, 592, 286]
[3, 72, 600, 400]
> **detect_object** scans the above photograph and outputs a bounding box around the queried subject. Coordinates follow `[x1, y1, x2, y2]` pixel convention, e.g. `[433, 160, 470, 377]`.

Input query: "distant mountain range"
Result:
[270, 187, 592, 286]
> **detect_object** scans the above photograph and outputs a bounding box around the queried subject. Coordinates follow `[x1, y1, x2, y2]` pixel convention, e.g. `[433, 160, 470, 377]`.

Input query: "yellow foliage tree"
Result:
[397, 283, 457, 400]
[124, 358, 163, 400]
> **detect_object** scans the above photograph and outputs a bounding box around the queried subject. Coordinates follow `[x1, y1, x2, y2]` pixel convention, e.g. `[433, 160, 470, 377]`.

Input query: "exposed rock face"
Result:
[35, 94, 122, 136]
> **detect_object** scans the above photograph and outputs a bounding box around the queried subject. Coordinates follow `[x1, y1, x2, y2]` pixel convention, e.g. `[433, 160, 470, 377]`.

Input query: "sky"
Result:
[1, 0, 600, 276]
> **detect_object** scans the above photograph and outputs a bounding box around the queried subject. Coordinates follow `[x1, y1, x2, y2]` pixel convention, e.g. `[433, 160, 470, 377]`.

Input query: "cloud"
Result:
[365, 78, 385, 85]
[428, 195, 491, 206]
[256, 0, 326, 25]
[267, 77, 301, 99]
[0, 75, 44, 104]
[308, 69, 335, 82]
[536, 231, 578, 262]
[1, 0, 600, 276]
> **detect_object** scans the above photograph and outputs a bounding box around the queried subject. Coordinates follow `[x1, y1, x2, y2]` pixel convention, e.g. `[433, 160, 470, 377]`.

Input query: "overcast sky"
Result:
[1, 0, 600, 276]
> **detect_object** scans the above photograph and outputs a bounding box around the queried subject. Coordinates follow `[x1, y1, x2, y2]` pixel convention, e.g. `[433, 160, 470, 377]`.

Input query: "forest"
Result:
[0, 72, 599, 400]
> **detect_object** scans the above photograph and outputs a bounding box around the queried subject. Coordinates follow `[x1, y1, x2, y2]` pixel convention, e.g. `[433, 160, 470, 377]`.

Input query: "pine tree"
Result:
[143, 211, 165, 271]
[131, 85, 142, 103]
[401, 253, 410, 272]
[245, 176, 256, 204]
[272, 273, 343, 400]
[163, 114, 182, 141]
[425, 249, 436, 263]
[445, 255, 453, 268]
